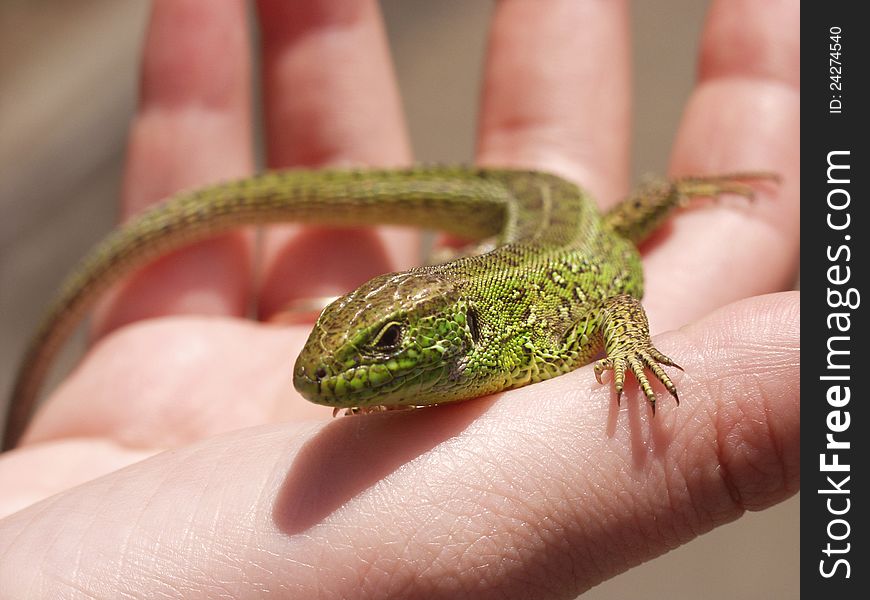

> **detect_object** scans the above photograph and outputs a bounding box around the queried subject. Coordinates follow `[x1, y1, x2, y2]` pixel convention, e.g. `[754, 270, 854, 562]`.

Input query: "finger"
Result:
[1, 293, 799, 598]
[642, 0, 799, 332]
[477, 0, 632, 204]
[255, 0, 415, 321]
[92, 0, 256, 336]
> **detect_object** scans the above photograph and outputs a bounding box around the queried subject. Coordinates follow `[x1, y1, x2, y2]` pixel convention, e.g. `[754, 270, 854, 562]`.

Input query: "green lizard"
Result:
[2, 167, 772, 449]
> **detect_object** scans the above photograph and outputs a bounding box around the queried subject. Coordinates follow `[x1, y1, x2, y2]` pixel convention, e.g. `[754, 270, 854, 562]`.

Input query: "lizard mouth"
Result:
[293, 356, 448, 408]
[294, 360, 393, 407]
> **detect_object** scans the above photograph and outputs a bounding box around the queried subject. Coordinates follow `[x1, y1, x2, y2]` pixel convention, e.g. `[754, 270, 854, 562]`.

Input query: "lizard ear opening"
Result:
[467, 306, 481, 345]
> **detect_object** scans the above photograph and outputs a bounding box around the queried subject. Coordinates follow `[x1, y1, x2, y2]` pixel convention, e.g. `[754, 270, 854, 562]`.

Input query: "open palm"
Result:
[0, 1, 799, 598]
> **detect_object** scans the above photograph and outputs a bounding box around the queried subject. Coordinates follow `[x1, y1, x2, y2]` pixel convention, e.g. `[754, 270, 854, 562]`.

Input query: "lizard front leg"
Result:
[593, 294, 681, 413]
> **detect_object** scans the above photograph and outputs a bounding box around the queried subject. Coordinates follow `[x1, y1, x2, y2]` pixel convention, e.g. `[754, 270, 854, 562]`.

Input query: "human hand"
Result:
[0, 1, 798, 598]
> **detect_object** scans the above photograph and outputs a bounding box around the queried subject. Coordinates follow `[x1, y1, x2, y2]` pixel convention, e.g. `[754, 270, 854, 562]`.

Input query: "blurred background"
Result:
[0, 1, 797, 597]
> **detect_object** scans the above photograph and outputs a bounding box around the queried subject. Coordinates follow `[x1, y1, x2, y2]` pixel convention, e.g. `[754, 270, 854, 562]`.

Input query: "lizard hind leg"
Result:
[604, 172, 779, 245]
[592, 294, 682, 414]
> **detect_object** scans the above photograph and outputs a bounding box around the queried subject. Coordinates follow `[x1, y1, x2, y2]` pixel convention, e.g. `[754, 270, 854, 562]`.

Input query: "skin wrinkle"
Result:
[480, 126, 618, 197]
[187, 443, 237, 580]
[468, 488, 546, 575]
[163, 449, 256, 591]
[362, 425, 581, 597]
[759, 392, 797, 505]
[698, 56, 800, 94]
[697, 72, 801, 105]
[139, 63, 247, 115]
[706, 298, 798, 512]
[402, 396, 632, 592]
[351, 547, 402, 600]
[527, 515, 590, 596]
[115, 485, 151, 594]
[444, 539, 499, 597]
[53, 577, 99, 600]
[56, 483, 114, 594]
[666, 451, 712, 541]
[540, 461, 617, 586]
[620, 462, 682, 562]
[256, 0, 372, 37]
[717, 412, 756, 513]
[687, 458, 729, 539]
[401, 452, 506, 575]
[129, 454, 201, 585]
[35, 498, 74, 596]
[710, 352, 777, 515]
[683, 321, 754, 517]
[0, 492, 54, 567]
[668, 415, 719, 535]
[722, 385, 789, 508]
[156, 443, 257, 595]
[655, 450, 693, 545]
[93, 474, 145, 590]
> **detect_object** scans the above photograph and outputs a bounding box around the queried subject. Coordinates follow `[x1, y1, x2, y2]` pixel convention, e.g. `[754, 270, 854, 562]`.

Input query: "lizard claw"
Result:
[593, 347, 681, 413]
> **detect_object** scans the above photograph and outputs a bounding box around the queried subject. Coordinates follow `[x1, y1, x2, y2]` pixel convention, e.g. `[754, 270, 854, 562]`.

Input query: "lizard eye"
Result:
[372, 322, 403, 350]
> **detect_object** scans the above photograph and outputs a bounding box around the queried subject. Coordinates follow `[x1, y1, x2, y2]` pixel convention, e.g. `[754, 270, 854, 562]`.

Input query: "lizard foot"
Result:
[333, 404, 419, 417]
[594, 347, 682, 414]
[593, 294, 683, 414]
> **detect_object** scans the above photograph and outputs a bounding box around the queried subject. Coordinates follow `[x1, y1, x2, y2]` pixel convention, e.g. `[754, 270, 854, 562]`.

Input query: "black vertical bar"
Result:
[802, 1, 867, 596]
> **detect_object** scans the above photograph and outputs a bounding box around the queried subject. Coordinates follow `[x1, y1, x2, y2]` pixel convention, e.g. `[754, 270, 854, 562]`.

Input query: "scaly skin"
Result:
[2, 167, 773, 449]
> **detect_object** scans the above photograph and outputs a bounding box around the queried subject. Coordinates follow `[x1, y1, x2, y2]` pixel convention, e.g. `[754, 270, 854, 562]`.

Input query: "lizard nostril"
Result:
[314, 367, 327, 381]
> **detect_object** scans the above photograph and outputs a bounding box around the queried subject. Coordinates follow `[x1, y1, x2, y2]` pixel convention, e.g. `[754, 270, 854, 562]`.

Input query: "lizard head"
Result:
[293, 269, 481, 408]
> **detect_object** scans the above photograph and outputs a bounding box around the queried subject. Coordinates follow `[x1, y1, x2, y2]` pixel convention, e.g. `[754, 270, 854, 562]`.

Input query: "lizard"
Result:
[1, 167, 774, 449]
